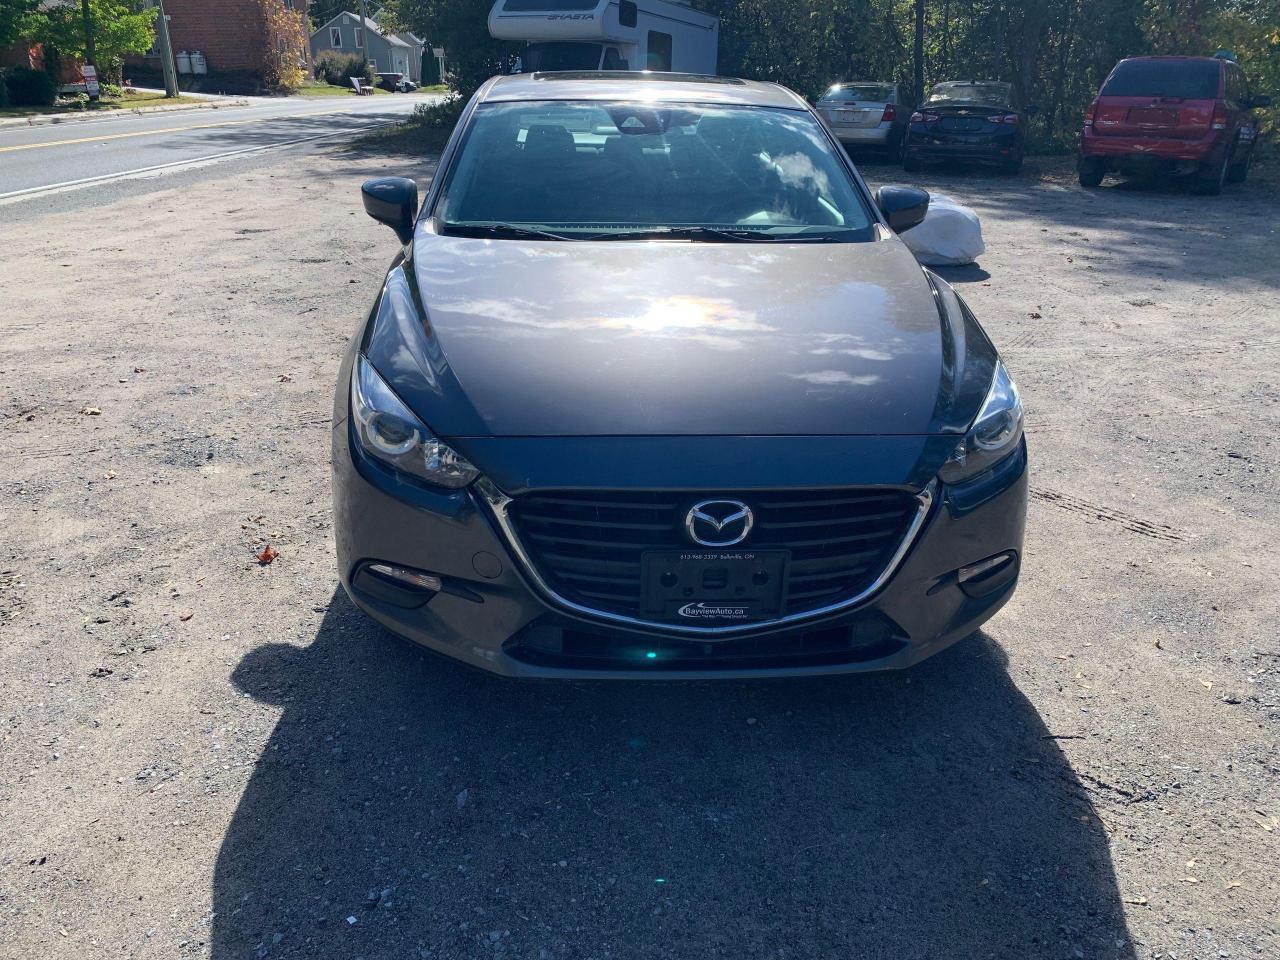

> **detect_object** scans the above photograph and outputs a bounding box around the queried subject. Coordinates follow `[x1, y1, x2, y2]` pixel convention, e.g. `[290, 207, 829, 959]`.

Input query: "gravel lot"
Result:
[1, 146, 1277, 960]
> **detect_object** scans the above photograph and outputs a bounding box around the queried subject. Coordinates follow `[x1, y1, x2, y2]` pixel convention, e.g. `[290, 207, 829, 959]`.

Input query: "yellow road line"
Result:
[0, 107, 362, 154]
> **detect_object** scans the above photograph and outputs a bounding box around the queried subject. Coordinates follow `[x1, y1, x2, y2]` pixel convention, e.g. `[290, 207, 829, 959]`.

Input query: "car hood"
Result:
[365, 231, 996, 438]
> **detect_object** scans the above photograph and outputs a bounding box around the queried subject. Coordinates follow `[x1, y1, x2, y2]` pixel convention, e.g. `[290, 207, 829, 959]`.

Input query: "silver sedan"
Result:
[817, 81, 910, 153]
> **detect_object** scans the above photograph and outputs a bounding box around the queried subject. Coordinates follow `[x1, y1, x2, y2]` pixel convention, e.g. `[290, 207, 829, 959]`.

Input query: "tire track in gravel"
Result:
[1030, 487, 1184, 541]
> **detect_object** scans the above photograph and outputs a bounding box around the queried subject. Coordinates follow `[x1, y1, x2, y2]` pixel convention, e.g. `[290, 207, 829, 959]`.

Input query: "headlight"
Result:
[350, 355, 480, 489]
[939, 360, 1023, 483]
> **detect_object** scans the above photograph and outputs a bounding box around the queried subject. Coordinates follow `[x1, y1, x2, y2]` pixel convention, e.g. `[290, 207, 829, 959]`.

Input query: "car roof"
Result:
[931, 80, 1011, 89]
[1117, 55, 1221, 63]
[479, 72, 810, 110]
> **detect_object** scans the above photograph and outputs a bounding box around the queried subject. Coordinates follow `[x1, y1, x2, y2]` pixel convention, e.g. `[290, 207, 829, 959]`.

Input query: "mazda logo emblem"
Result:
[685, 499, 754, 547]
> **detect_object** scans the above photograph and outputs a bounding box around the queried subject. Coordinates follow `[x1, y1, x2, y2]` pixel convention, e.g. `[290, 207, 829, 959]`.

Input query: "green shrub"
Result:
[0, 69, 9, 109]
[411, 96, 465, 131]
[5, 66, 57, 107]
[313, 49, 375, 87]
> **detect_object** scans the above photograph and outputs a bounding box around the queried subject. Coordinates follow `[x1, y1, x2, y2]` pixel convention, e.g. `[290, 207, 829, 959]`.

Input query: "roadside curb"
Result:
[0, 98, 251, 129]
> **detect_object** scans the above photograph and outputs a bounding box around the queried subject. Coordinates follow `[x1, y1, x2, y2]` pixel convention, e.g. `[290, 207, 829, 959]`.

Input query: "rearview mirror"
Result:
[361, 177, 418, 245]
[875, 185, 930, 234]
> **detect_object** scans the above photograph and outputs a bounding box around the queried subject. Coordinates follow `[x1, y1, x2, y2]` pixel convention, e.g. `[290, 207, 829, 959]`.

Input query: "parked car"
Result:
[337, 72, 1027, 679]
[1077, 55, 1270, 195]
[903, 81, 1029, 174]
[376, 72, 417, 93]
[816, 81, 910, 154]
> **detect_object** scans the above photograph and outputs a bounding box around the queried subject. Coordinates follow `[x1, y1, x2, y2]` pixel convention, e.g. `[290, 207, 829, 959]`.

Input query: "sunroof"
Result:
[531, 71, 746, 85]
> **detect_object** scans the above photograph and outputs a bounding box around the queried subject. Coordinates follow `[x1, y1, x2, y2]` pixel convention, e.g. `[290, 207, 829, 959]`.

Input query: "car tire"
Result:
[1192, 150, 1230, 196]
[1227, 144, 1251, 184]
[1077, 158, 1104, 188]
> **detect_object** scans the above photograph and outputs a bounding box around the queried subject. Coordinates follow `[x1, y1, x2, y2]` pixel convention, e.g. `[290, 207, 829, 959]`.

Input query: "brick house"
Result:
[126, 0, 311, 90]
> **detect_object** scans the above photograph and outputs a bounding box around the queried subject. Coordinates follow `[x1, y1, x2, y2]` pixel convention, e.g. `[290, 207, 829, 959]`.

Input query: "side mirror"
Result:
[1249, 94, 1272, 108]
[875, 185, 930, 234]
[361, 177, 418, 245]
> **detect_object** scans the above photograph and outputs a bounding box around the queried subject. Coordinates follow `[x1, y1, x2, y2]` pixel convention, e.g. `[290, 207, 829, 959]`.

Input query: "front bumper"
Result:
[332, 416, 1028, 679]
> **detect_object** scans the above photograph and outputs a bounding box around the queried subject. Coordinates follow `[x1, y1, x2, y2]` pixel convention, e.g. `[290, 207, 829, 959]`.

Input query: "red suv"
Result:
[1078, 55, 1270, 195]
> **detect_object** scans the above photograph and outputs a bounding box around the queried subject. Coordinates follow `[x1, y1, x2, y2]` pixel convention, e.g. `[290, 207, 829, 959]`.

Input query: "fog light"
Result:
[958, 554, 1013, 583]
[957, 552, 1018, 599]
[367, 563, 442, 592]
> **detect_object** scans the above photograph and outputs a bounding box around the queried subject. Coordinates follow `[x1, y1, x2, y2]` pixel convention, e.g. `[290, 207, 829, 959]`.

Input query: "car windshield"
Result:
[821, 83, 893, 102]
[435, 101, 873, 241]
[1101, 60, 1220, 99]
[926, 82, 1013, 108]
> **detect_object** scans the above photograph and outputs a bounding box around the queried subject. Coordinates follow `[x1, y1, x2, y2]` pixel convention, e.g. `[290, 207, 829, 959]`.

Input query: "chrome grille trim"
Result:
[476, 479, 937, 639]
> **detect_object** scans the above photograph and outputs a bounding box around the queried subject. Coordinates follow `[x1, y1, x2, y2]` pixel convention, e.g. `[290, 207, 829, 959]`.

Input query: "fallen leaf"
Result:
[133, 367, 146, 373]
[277, 374, 293, 383]
[179, 612, 194, 622]
[255, 544, 279, 566]
[1029, 312, 1042, 319]
[1123, 895, 1148, 906]
[1226, 879, 1242, 890]
[103, 470, 116, 480]
[1186, 858, 1198, 868]
[1200, 680, 1212, 690]
[1155, 638, 1163, 650]
[1179, 877, 1200, 884]
[80, 406, 102, 416]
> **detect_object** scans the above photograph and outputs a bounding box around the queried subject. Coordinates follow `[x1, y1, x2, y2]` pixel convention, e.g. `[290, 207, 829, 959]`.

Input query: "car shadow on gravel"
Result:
[213, 590, 1136, 960]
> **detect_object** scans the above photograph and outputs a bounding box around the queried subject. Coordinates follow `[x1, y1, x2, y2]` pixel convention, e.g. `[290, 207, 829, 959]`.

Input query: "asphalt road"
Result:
[0, 94, 435, 214]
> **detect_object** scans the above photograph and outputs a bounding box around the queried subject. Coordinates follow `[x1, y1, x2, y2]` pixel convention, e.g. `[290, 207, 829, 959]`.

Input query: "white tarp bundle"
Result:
[901, 193, 985, 267]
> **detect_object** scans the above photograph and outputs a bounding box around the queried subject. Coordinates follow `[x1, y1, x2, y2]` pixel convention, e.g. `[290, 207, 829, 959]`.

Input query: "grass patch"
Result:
[294, 82, 390, 97]
[0, 90, 206, 117]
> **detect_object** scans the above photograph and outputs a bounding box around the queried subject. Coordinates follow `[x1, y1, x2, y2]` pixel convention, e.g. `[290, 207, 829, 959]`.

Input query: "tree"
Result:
[380, 0, 520, 95]
[0, 0, 41, 49]
[913, 0, 924, 104]
[309, 0, 348, 30]
[256, 0, 310, 92]
[26, 0, 155, 83]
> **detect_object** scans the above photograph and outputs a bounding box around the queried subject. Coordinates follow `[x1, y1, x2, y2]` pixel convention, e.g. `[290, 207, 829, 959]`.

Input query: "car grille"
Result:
[505, 489, 920, 623]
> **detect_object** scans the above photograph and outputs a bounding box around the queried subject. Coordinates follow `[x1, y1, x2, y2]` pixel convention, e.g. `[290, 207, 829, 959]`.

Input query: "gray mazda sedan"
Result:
[332, 72, 1027, 678]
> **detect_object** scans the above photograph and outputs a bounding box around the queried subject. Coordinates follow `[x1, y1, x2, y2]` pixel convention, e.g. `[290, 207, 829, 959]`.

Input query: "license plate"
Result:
[1128, 107, 1177, 126]
[940, 117, 984, 132]
[640, 550, 789, 622]
[836, 110, 864, 123]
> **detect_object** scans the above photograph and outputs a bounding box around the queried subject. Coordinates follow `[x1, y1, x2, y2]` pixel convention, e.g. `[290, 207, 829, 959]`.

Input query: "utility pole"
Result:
[358, 0, 369, 67]
[80, 0, 98, 101]
[154, 0, 179, 98]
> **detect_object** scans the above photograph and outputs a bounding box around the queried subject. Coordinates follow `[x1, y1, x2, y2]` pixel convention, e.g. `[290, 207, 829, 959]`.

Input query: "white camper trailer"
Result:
[488, 0, 718, 75]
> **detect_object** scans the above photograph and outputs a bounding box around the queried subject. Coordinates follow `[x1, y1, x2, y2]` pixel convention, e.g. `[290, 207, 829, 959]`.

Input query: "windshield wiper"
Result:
[442, 222, 578, 241]
[585, 226, 834, 243]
